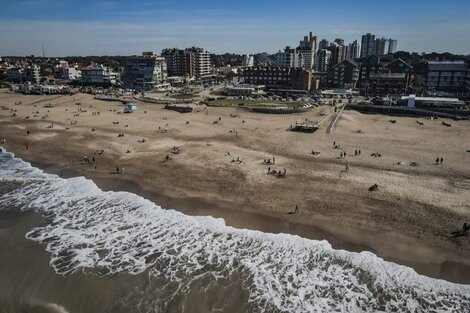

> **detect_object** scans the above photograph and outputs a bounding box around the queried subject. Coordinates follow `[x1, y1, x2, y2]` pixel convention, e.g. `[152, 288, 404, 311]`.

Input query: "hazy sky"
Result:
[1, 0, 469, 56]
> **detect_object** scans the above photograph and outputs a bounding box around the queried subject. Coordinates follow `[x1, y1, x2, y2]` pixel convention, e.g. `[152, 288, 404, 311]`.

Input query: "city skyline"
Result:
[1, 0, 470, 56]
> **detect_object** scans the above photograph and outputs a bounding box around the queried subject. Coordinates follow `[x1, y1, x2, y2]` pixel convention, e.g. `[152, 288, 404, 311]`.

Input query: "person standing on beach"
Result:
[116, 167, 119, 174]
[440, 157, 444, 164]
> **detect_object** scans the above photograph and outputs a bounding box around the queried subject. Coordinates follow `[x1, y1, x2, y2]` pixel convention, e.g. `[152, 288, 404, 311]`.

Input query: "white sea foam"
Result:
[1, 148, 470, 312]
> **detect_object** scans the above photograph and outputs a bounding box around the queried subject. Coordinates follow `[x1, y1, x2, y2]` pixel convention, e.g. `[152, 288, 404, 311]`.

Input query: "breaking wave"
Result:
[1, 148, 469, 312]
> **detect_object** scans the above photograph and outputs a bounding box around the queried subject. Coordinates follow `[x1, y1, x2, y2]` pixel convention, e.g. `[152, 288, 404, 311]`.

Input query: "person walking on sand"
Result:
[440, 157, 444, 164]
[436, 157, 439, 165]
[268, 167, 271, 174]
[273, 156, 275, 165]
[116, 167, 119, 174]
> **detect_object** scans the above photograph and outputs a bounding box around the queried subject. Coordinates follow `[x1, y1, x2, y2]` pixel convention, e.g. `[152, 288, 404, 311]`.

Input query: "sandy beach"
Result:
[1, 89, 470, 287]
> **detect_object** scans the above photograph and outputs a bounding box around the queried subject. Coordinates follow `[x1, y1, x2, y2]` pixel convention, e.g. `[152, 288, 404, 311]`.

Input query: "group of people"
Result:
[267, 167, 287, 177]
[262, 157, 275, 165]
[83, 155, 95, 164]
[435, 157, 444, 165]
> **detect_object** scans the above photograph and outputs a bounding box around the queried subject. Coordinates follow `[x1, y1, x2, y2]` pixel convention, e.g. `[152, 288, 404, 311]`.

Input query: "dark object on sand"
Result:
[416, 120, 424, 125]
[442, 121, 452, 127]
[287, 205, 299, 215]
[369, 184, 379, 192]
[389, 120, 396, 124]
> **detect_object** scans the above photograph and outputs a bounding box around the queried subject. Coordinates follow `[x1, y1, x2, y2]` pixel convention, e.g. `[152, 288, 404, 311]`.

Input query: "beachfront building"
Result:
[243, 66, 312, 91]
[398, 96, 466, 109]
[4, 67, 25, 82]
[356, 55, 412, 96]
[122, 52, 167, 91]
[81, 64, 118, 86]
[24, 65, 41, 83]
[161, 47, 213, 81]
[331, 59, 359, 88]
[57, 67, 81, 80]
[425, 61, 467, 97]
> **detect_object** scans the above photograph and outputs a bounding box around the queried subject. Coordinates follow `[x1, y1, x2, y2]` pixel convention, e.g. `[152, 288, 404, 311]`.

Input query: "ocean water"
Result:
[1, 148, 469, 313]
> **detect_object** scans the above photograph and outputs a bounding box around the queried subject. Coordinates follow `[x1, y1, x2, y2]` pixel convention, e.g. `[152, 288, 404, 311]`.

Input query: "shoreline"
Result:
[22, 156, 470, 285]
[1, 91, 469, 285]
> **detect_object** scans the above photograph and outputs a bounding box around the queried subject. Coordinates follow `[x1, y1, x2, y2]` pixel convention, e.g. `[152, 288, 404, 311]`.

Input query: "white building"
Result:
[60, 67, 81, 80]
[242, 54, 254, 67]
[81, 64, 117, 86]
[276, 46, 295, 68]
[214, 65, 238, 76]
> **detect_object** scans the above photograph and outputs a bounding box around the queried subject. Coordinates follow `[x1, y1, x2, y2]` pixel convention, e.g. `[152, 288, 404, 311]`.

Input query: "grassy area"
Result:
[208, 98, 302, 108]
[170, 93, 198, 100]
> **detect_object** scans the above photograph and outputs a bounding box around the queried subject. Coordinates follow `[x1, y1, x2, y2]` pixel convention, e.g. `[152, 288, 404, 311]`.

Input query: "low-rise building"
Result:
[81, 64, 117, 86]
[24, 65, 41, 83]
[426, 61, 467, 97]
[356, 55, 412, 96]
[225, 84, 265, 96]
[58, 67, 81, 80]
[243, 66, 312, 91]
[331, 59, 359, 88]
[398, 96, 465, 109]
[367, 73, 409, 96]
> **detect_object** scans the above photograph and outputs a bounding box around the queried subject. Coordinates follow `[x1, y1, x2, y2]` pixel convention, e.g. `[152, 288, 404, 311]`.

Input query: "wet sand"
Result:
[1, 90, 470, 288]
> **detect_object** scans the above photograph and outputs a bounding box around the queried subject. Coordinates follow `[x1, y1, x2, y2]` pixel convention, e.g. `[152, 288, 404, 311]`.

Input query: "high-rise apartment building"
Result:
[122, 52, 167, 89]
[315, 49, 332, 72]
[161, 47, 212, 80]
[360, 33, 375, 58]
[347, 40, 360, 60]
[334, 38, 345, 46]
[373, 37, 388, 56]
[388, 39, 398, 54]
[295, 32, 317, 69]
[276, 46, 295, 68]
[318, 39, 331, 51]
